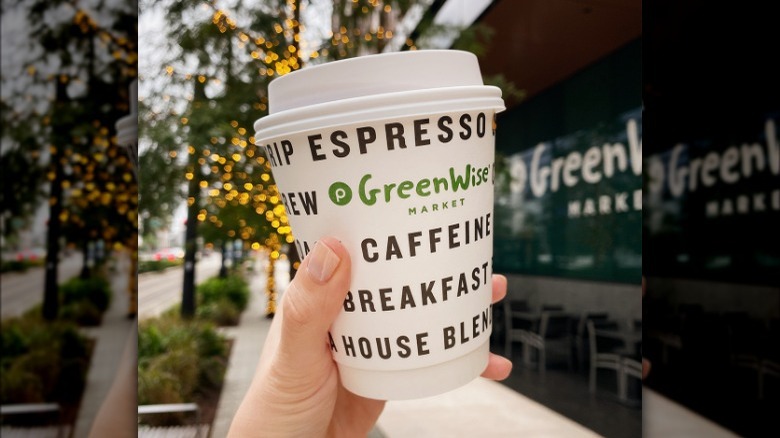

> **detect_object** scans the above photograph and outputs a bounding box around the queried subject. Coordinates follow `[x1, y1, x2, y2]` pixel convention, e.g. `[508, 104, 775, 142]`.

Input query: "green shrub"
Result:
[198, 355, 227, 390]
[1, 322, 29, 360]
[225, 276, 249, 310]
[137, 365, 186, 426]
[53, 276, 111, 326]
[1, 366, 45, 404]
[147, 348, 200, 397]
[54, 357, 88, 402]
[197, 275, 249, 312]
[0, 260, 26, 273]
[0, 259, 44, 273]
[197, 324, 228, 358]
[0, 314, 90, 407]
[22, 277, 111, 326]
[137, 366, 182, 405]
[138, 313, 197, 362]
[17, 350, 61, 395]
[59, 324, 90, 359]
[138, 259, 183, 273]
[137, 315, 230, 425]
[59, 301, 102, 326]
[60, 276, 111, 312]
[196, 298, 240, 326]
[161, 304, 181, 319]
[138, 324, 165, 363]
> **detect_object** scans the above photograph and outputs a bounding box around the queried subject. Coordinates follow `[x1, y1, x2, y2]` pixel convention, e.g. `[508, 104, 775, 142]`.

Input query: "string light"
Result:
[146, 1, 416, 316]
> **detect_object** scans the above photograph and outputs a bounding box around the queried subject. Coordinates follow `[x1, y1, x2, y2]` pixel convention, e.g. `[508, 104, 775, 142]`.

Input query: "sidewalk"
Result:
[72, 252, 135, 437]
[377, 378, 601, 437]
[209, 257, 602, 437]
[209, 258, 385, 438]
[210, 257, 275, 437]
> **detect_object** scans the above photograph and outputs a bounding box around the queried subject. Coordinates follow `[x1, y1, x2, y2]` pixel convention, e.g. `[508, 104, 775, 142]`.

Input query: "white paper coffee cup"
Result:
[254, 50, 505, 400]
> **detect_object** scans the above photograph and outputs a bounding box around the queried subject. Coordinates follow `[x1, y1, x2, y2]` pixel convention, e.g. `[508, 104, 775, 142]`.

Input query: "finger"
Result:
[277, 237, 351, 370]
[481, 353, 513, 380]
[492, 274, 507, 304]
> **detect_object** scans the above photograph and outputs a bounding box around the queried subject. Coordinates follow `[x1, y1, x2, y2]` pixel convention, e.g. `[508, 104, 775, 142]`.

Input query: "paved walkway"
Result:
[210, 257, 275, 438]
[72, 252, 136, 437]
[377, 378, 601, 437]
[643, 388, 739, 437]
[209, 257, 604, 438]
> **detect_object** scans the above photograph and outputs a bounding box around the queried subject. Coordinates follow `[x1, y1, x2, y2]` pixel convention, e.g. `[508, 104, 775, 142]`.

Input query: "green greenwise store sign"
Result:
[493, 39, 642, 284]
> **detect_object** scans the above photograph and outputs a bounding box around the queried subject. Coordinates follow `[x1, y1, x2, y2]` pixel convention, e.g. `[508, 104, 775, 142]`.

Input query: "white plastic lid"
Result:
[267, 50, 486, 114]
[115, 114, 136, 146]
[129, 80, 138, 115]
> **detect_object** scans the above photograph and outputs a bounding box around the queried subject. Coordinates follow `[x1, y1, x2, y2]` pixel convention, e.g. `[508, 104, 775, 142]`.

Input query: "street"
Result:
[0, 251, 84, 318]
[137, 253, 222, 320]
[138, 254, 292, 320]
[1, 251, 290, 321]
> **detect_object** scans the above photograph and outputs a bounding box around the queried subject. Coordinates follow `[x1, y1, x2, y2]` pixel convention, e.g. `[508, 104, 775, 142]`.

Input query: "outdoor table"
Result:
[645, 329, 683, 364]
[595, 327, 642, 356]
[511, 311, 542, 331]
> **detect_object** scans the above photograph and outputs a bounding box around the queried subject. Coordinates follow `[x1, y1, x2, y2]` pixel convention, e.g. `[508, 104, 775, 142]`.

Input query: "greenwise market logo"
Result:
[328, 163, 493, 207]
[329, 182, 353, 205]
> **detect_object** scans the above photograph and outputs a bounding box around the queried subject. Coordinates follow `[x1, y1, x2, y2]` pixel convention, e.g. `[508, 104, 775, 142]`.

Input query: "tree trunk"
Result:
[219, 240, 229, 278]
[181, 79, 208, 319]
[288, 243, 300, 281]
[128, 248, 137, 318]
[43, 81, 69, 320]
[266, 252, 276, 318]
[293, 0, 303, 69]
[80, 240, 91, 279]
[181, 176, 198, 319]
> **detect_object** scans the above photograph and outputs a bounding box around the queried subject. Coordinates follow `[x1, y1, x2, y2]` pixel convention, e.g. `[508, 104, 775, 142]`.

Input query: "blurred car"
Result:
[153, 247, 185, 261]
[13, 247, 47, 261]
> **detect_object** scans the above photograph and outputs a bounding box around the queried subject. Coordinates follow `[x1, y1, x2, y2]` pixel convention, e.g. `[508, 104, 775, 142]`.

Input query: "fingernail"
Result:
[307, 240, 341, 283]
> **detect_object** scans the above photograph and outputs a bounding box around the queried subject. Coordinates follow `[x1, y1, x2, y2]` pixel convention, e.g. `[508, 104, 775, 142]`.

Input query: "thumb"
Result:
[277, 237, 351, 370]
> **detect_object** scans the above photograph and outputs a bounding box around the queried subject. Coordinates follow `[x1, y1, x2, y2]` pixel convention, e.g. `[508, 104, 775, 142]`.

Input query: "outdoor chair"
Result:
[574, 312, 609, 371]
[503, 299, 531, 359]
[618, 357, 643, 402]
[521, 311, 573, 373]
[587, 319, 622, 395]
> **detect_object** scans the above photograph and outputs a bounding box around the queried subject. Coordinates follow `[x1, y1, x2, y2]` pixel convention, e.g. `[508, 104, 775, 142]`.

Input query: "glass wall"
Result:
[494, 39, 642, 284]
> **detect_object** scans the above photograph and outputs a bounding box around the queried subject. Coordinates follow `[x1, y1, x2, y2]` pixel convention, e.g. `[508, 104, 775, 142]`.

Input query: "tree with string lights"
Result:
[138, 0, 521, 320]
[137, 98, 184, 250]
[141, 0, 303, 318]
[322, 0, 524, 101]
[2, 0, 137, 320]
[324, 0, 417, 59]
[0, 101, 46, 250]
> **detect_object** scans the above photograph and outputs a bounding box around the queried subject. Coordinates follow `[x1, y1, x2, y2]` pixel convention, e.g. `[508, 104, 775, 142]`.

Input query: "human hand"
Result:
[228, 237, 512, 437]
[88, 330, 137, 438]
